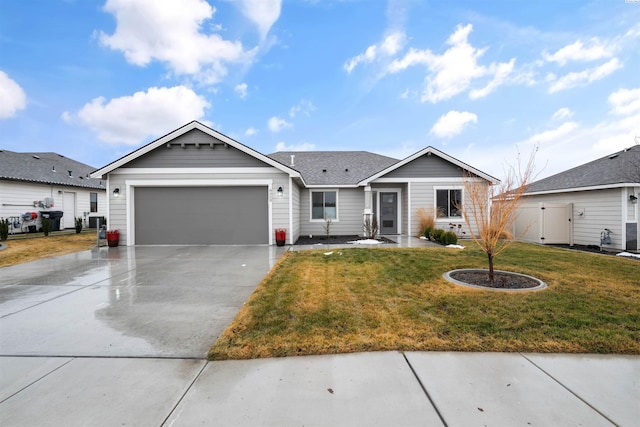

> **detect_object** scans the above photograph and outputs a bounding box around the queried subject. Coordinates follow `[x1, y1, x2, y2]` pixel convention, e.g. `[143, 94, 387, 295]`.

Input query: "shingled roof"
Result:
[268, 151, 399, 185]
[0, 150, 106, 190]
[526, 145, 640, 193]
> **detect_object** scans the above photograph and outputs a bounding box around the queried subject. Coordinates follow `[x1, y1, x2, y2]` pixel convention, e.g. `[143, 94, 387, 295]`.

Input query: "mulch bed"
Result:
[294, 235, 396, 245]
[449, 271, 541, 289]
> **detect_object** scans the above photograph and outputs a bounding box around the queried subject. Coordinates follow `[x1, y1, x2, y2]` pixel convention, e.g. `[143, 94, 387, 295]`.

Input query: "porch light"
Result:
[630, 194, 638, 204]
[277, 186, 284, 198]
[113, 188, 120, 198]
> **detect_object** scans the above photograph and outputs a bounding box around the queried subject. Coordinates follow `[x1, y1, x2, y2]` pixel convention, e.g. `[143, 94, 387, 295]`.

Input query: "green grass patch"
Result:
[209, 242, 640, 360]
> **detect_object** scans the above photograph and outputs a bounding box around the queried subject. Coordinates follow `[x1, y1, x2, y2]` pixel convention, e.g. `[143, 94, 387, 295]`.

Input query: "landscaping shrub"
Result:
[424, 226, 433, 240]
[0, 218, 9, 241]
[442, 231, 458, 245]
[75, 217, 83, 234]
[416, 207, 435, 237]
[429, 228, 444, 243]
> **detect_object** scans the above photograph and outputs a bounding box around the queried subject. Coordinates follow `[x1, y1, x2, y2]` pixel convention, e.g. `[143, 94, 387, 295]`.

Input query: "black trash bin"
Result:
[40, 211, 64, 231]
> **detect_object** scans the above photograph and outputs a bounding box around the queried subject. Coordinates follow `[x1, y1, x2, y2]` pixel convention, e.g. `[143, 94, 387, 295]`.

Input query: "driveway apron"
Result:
[0, 245, 286, 358]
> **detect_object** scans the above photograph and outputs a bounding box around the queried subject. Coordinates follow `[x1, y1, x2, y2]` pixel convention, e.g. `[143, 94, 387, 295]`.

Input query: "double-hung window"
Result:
[311, 191, 337, 220]
[436, 189, 462, 218]
[90, 192, 98, 213]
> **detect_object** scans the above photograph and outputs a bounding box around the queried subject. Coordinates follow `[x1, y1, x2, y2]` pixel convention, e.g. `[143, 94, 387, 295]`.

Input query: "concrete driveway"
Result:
[1, 244, 638, 426]
[0, 245, 286, 358]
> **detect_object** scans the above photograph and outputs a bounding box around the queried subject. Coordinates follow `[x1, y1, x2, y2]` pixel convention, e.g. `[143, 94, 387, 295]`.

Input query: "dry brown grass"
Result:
[209, 244, 640, 360]
[0, 232, 97, 268]
[416, 208, 435, 237]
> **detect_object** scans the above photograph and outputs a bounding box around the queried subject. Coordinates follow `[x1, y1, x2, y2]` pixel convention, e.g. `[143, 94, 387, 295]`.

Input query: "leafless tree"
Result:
[461, 150, 537, 282]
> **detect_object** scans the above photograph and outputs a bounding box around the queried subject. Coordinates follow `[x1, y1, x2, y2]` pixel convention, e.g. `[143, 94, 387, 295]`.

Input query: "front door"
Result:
[379, 192, 397, 234]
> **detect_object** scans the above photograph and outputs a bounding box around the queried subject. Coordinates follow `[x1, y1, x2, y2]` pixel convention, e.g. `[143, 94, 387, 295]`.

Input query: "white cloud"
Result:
[236, 0, 281, 40]
[430, 110, 478, 138]
[388, 24, 514, 103]
[552, 107, 573, 121]
[289, 99, 315, 118]
[275, 141, 315, 151]
[344, 31, 406, 73]
[235, 82, 248, 98]
[268, 116, 292, 132]
[608, 87, 640, 116]
[99, 0, 252, 84]
[68, 86, 209, 144]
[548, 58, 622, 93]
[522, 121, 579, 145]
[244, 126, 258, 136]
[0, 71, 26, 119]
[469, 58, 515, 99]
[543, 38, 613, 65]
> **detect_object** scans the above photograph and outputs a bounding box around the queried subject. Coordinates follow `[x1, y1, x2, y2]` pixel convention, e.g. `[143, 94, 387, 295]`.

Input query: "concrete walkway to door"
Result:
[1, 243, 638, 426]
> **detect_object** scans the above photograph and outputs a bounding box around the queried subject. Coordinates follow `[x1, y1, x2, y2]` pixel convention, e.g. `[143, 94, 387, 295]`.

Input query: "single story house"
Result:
[514, 145, 639, 251]
[0, 150, 107, 232]
[91, 121, 498, 246]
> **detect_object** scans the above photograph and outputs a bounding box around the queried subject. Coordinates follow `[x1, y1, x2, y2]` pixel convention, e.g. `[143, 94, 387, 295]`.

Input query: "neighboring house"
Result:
[514, 145, 640, 251]
[0, 150, 107, 232]
[91, 121, 498, 246]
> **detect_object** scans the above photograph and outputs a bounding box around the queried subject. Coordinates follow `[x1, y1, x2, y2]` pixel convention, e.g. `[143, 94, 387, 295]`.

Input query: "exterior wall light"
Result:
[277, 186, 284, 198]
[113, 188, 120, 198]
[630, 194, 638, 204]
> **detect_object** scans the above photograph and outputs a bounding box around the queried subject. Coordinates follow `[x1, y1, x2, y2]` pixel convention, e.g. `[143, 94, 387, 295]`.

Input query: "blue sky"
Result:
[1, 0, 639, 181]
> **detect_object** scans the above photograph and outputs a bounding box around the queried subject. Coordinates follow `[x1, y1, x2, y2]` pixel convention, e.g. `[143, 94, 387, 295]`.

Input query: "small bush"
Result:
[442, 231, 458, 245]
[424, 226, 433, 240]
[75, 217, 83, 234]
[0, 218, 9, 241]
[430, 228, 444, 243]
[42, 218, 51, 237]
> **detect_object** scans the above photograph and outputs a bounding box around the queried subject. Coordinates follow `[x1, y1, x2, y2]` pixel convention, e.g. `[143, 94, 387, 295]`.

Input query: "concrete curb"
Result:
[443, 269, 548, 292]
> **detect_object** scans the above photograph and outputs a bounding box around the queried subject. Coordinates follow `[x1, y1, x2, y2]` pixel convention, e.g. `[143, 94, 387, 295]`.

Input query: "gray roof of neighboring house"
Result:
[526, 145, 640, 193]
[268, 151, 399, 185]
[0, 150, 106, 190]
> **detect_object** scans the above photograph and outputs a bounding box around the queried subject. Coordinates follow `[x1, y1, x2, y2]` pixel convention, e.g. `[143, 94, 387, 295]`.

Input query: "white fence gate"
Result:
[514, 203, 573, 245]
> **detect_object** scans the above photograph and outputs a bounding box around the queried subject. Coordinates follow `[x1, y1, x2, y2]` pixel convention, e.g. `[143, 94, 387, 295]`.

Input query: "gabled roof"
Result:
[91, 121, 302, 180]
[0, 150, 106, 190]
[358, 146, 500, 185]
[268, 151, 398, 186]
[526, 145, 640, 194]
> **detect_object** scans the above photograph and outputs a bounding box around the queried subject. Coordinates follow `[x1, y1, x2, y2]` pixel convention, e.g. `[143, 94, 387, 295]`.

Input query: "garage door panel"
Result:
[135, 187, 268, 245]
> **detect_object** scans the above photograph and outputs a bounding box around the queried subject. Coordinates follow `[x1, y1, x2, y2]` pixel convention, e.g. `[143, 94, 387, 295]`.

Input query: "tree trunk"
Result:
[487, 252, 495, 283]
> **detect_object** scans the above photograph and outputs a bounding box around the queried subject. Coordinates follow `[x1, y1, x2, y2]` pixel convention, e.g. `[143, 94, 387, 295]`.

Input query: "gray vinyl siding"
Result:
[300, 188, 364, 236]
[523, 189, 625, 249]
[290, 182, 301, 243]
[126, 129, 271, 168]
[384, 154, 463, 178]
[407, 181, 482, 238]
[107, 170, 290, 246]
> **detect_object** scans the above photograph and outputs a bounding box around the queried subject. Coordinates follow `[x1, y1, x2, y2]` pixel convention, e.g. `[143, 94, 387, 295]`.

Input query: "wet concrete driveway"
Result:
[0, 245, 287, 358]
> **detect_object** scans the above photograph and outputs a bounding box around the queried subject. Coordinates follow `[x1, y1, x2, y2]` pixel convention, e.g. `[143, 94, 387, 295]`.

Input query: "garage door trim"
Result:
[124, 179, 273, 245]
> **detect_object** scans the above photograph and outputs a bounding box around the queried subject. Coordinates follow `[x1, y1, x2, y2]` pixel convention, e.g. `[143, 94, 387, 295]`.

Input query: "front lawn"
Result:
[209, 243, 639, 360]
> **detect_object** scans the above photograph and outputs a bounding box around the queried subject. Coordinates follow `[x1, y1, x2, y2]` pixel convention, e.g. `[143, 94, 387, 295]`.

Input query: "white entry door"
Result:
[62, 192, 76, 229]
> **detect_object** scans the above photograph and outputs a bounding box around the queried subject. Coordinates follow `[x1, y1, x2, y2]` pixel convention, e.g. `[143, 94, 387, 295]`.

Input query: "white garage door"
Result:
[134, 187, 268, 245]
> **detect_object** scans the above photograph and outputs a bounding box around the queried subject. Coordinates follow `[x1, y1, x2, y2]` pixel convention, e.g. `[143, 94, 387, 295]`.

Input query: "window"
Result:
[436, 189, 462, 218]
[90, 192, 98, 213]
[311, 191, 337, 220]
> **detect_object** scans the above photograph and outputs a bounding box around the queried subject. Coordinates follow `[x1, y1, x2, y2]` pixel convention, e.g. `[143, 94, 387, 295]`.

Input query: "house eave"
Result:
[358, 146, 500, 186]
[525, 182, 639, 196]
[90, 121, 302, 180]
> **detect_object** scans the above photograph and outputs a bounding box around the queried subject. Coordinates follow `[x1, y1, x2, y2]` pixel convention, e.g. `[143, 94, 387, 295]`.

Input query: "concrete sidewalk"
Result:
[1, 351, 638, 426]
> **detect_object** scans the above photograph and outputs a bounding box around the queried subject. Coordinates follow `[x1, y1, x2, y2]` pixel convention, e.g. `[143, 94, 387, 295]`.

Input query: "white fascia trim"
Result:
[371, 177, 481, 183]
[111, 167, 281, 175]
[288, 176, 293, 245]
[305, 184, 359, 188]
[525, 182, 638, 196]
[90, 121, 302, 180]
[359, 146, 500, 186]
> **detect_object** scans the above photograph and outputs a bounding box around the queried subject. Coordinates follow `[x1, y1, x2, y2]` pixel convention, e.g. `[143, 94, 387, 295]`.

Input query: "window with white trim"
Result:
[90, 192, 98, 213]
[436, 189, 462, 218]
[311, 190, 337, 220]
